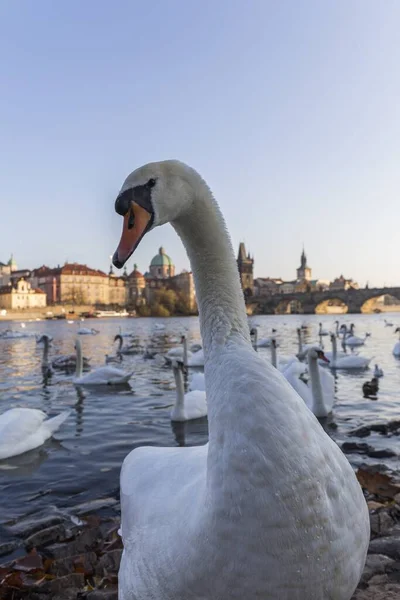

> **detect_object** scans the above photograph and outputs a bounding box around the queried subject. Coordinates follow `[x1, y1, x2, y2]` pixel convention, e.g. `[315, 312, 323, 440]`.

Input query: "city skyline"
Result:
[1, 1, 400, 287]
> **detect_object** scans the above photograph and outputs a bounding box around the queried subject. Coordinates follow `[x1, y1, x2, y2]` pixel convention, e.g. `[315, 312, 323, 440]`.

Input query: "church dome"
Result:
[150, 247, 174, 268]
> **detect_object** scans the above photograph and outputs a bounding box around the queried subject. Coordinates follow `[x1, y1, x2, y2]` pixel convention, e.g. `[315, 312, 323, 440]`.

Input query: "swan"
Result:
[384, 319, 393, 327]
[284, 348, 334, 418]
[73, 339, 133, 386]
[77, 322, 99, 335]
[165, 335, 192, 365]
[270, 338, 298, 372]
[190, 342, 202, 353]
[393, 328, 400, 357]
[112, 160, 368, 600]
[252, 328, 277, 348]
[362, 378, 379, 397]
[38, 334, 91, 371]
[0, 408, 70, 459]
[296, 327, 317, 360]
[342, 324, 370, 347]
[318, 322, 329, 336]
[170, 361, 207, 421]
[114, 334, 139, 355]
[36, 334, 53, 379]
[188, 371, 206, 391]
[373, 364, 383, 378]
[187, 347, 204, 367]
[329, 334, 371, 369]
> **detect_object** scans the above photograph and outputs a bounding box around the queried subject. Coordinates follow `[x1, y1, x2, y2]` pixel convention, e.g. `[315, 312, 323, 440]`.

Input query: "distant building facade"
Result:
[144, 248, 195, 310]
[330, 275, 359, 291]
[0, 254, 18, 286]
[0, 278, 46, 310]
[237, 243, 254, 298]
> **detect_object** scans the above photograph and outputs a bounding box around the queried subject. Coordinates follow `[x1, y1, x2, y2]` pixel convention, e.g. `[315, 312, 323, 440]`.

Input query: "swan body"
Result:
[73, 339, 133, 386]
[329, 334, 371, 369]
[171, 361, 207, 421]
[363, 378, 379, 397]
[187, 347, 204, 367]
[0, 408, 70, 459]
[190, 342, 202, 353]
[373, 364, 383, 378]
[188, 371, 206, 391]
[77, 326, 99, 335]
[342, 324, 370, 347]
[112, 160, 369, 600]
[393, 328, 400, 357]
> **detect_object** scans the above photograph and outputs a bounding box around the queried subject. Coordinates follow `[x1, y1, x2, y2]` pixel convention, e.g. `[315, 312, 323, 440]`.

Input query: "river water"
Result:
[1, 314, 399, 538]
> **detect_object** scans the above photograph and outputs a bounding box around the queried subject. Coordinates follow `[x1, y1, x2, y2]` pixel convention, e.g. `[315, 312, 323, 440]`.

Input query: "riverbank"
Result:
[1, 463, 399, 600]
[0, 306, 96, 322]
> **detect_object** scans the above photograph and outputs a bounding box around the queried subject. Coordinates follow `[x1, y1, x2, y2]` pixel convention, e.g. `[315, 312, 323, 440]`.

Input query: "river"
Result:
[0, 314, 399, 539]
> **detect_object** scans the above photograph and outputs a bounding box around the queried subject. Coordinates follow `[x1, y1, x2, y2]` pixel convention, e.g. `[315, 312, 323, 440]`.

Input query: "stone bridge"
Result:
[247, 287, 400, 315]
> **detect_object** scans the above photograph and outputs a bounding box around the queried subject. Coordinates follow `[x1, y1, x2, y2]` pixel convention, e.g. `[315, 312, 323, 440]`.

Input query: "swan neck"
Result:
[172, 185, 250, 354]
[182, 337, 188, 366]
[308, 354, 326, 415]
[297, 329, 302, 352]
[42, 337, 49, 364]
[172, 366, 185, 415]
[331, 336, 337, 363]
[75, 339, 83, 378]
[271, 343, 277, 368]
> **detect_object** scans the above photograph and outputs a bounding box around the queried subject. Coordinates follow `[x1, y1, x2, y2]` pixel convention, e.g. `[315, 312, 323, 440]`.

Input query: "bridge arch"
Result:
[275, 297, 303, 314]
[315, 297, 348, 314]
[360, 293, 400, 313]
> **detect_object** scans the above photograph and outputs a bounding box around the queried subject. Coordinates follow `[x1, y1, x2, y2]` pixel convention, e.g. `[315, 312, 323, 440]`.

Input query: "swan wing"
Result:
[184, 391, 208, 419]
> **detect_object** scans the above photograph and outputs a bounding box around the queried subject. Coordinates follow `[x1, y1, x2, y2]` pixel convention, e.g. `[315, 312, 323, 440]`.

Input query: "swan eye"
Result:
[147, 178, 156, 188]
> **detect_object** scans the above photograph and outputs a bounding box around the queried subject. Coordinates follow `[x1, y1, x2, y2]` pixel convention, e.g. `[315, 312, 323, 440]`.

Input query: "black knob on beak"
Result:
[115, 189, 132, 216]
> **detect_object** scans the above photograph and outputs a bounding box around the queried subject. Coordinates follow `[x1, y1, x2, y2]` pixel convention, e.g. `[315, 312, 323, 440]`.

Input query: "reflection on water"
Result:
[0, 314, 400, 525]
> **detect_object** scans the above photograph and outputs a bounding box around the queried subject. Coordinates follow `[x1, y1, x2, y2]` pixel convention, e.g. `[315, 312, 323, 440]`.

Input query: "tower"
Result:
[237, 243, 254, 299]
[296, 247, 312, 281]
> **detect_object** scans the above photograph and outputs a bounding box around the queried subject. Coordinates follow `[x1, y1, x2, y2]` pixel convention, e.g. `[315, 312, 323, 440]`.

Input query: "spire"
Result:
[238, 242, 247, 262]
[300, 245, 307, 269]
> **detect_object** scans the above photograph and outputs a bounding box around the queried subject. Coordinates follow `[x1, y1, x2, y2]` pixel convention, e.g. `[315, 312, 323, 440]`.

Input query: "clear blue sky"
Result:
[1, 0, 399, 287]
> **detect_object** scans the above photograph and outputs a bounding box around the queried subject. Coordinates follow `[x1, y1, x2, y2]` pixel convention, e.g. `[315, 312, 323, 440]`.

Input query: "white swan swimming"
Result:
[37, 334, 91, 371]
[251, 327, 277, 348]
[342, 324, 370, 347]
[188, 370, 206, 391]
[373, 364, 384, 378]
[112, 160, 368, 600]
[0, 408, 70, 460]
[165, 335, 192, 365]
[270, 338, 298, 372]
[284, 348, 334, 418]
[384, 319, 393, 327]
[318, 322, 329, 336]
[77, 321, 99, 335]
[329, 334, 371, 369]
[170, 361, 207, 421]
[73, 338, 133, 386]
[393, 328, 400, 357]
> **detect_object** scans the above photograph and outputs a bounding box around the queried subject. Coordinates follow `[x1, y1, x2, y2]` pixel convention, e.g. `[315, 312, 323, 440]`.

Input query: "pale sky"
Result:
[1, 1, 399, 287]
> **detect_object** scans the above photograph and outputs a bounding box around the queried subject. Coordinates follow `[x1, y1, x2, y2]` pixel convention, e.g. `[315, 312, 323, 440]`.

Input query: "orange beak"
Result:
[113, 202, 153, 268]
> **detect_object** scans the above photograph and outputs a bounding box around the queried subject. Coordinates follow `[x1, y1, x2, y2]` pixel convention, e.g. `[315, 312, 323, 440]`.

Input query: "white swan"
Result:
[73, 339, 133, 386]
[77, 321, 99, 335]
[0, 408, 70, 460]
[165, 335, 192, 365]
[393, 328, 400, 357]
[373, 364, 383, 378]
[112, 160, 368, 600]
[284, 347, 334, 418]
[329, 334, 371, 369]
[270, 338, 298, 372]
[187, 347, 204, 367]
[296, 327, 317, 360]
[188, 371, 206, 391]
[342, 324, 370, 347]
[384, 319, 393, 327]
[170, 361, 207, 421]
[318, 322, 329, 336]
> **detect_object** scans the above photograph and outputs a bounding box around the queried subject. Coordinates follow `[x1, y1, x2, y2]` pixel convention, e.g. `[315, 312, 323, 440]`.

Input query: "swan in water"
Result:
[188, 370, 206, 391]
[36, 335, 91, 371]
[393, 328, 400, 357]
[373, 364, 383, 378]
[170, 361, 207, 421]
[111, 160, 368, 600]
[318, 322, 329, 336]
[0, 408, 70, 459]
[329, 334, 371, 369]
[270, 338, 298, 372]
[296, 327, 318, 360]
[77, 321, 99, 335]
[384, 319, 393, 327]
[252, 327, 277, 348]
[73, 339, 133, 386]
[165, 335, 192, 365]
[284, 347, 335, 418]
[114, 334, 140, 355]
[36, 334, 53, 379]
[342, 324, 370, 347]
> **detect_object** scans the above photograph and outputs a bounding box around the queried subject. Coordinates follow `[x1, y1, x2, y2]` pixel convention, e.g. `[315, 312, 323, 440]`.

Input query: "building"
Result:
[149, 247, 175, 279]
[279, 281, 297, 294]
[0, 278, 46, 310]
[32, 263, 126, 306]
[0, 254, 18, 286]
[144, 248, 196, 311]
[296, 248, 312, 281]
[254, 277, 283, 297]
[329, 275, 359, 291]
[237, 243, 254, 298]
[126, 264, 147, 307]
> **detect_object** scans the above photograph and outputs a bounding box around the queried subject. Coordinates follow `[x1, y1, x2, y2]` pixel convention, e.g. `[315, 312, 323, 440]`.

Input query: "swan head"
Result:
[395, 327, 400, 333]
[308, 347, 329, 363]
[112, 160, 199, 268]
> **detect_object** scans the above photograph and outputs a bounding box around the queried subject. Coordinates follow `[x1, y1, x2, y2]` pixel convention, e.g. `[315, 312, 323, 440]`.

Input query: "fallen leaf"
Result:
[357, 467, 400, 499]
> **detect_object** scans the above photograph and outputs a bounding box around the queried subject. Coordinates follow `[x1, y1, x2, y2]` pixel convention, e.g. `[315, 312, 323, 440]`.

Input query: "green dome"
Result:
[150, 247, 174, 267]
